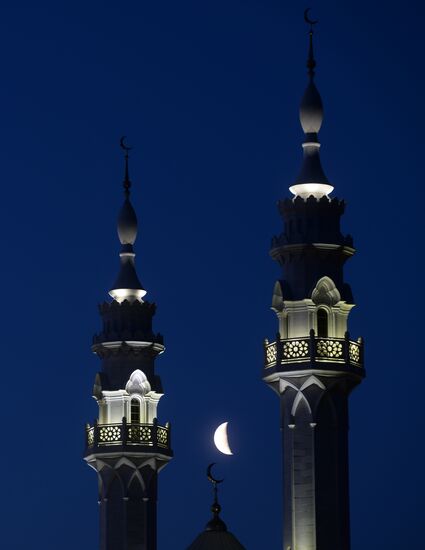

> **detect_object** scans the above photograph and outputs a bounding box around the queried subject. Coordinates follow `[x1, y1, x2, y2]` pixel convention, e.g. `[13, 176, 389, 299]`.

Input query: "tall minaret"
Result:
[84, 140, 172, 550]
[263, 17, 364, 550]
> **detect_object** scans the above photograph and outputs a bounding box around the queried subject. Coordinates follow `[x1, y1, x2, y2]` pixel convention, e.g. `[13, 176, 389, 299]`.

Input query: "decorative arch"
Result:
[317, 308, 329, 337]
[130, 397, 141, 424]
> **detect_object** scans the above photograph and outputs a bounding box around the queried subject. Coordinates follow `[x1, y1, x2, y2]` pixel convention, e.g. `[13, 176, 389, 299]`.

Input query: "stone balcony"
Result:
[263, 330, 364, 376]
[85, 418, 172, 457]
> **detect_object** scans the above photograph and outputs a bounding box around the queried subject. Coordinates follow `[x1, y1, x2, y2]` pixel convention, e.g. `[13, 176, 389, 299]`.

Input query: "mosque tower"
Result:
[263, 18, 365, 550]
[84, 142, 172, 550]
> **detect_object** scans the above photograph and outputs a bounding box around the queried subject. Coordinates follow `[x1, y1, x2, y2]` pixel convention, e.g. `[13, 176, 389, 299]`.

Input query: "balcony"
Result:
[264, 331, 363, 374]
[85, 418, 172, 456]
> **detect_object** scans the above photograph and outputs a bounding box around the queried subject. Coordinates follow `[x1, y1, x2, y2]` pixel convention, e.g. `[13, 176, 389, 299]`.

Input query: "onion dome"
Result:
[109, 139, 147, 303]
[289, 22, 334, 199]
[187, 466, 245, 550]
[125, 369, 151, 395]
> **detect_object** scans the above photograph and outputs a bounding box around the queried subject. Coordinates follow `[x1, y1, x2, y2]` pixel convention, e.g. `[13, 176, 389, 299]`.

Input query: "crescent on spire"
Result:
[304, 8, 318, 27]
[120, 135, 132, 153]
[207, 463, 224, 484]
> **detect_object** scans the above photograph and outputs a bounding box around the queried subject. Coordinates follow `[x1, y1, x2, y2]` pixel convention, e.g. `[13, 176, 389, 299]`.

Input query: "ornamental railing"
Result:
[85, 418, 171, 453]
[264, 331, 363, 371]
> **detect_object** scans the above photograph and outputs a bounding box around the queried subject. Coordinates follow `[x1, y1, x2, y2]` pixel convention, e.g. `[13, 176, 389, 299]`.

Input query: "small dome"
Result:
[187, 495, 245, 550]
[117, 198, 138, 245]
[125, 369, 151, 395]
[300, 80, 323, 134]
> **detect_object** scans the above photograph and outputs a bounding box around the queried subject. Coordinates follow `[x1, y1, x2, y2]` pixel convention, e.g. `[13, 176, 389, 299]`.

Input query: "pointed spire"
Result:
[186, 464, 246, 550]
[205, 463, 227, 532]
[121, 136, 132, 198]
[109, 138, 146, 303]
[307, 28, 316, 79]
[289, 11, 334, 199]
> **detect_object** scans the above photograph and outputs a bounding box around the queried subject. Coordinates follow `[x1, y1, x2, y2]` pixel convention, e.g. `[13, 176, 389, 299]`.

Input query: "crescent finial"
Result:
[207, 463, 224, 485]
[120, 135, 132, 153]
[304, 8, 318, 29]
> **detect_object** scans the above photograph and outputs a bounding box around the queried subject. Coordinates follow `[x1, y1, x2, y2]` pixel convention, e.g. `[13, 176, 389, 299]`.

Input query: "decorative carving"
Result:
[266, 343, 277, 365]
[157, 427, 168, 447]
[349, 342, 360, 363]
[283, 340, 309, 359]
[99, 425, 121, 443]
[316, 339, 343, 358]
[87, 427, 94, 447]
[128, 425, 152, 443]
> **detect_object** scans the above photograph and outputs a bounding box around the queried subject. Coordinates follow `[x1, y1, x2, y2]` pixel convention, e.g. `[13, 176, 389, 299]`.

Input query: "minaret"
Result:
[263, 17, 364, 550]
[84, 140, 172, 550]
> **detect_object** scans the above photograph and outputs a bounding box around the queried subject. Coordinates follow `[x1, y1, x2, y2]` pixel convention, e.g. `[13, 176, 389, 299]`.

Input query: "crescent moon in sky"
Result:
[304, 8, 318, 26]
[207, 463, 224, 484]
[213, 422, 233, 456]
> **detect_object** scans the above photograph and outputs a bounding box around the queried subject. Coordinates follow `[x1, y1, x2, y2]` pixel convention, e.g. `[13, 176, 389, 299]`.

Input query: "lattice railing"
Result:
[85, 420, 170, 451]
[264, 334, 363, 370]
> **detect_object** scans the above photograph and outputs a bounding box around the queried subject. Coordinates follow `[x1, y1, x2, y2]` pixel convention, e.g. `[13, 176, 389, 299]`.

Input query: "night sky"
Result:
[0, 1, 423, 548]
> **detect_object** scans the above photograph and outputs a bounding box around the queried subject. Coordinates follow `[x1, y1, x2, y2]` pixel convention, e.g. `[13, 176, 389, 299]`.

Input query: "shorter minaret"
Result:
[84, 140, 172, 550]
[187, 465, 246, 550]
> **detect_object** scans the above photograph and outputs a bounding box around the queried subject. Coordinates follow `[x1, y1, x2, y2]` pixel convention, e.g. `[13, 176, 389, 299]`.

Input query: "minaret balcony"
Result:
[263, 331, 364, 376]
[85, 418, 172, 457]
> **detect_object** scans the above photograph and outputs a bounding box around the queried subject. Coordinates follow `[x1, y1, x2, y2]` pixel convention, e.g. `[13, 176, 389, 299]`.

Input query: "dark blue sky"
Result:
[0, 1, 423, 548]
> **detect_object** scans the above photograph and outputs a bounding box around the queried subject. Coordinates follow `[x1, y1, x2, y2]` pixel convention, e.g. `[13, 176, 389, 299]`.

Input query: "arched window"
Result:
[317, 308, 328, 338]
[131, 399, 140, 424]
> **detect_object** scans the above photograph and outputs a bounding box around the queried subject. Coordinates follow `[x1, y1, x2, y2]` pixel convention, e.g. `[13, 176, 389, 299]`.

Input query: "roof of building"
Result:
[187, 529, 246, 550]
[187, 466, 246, 550]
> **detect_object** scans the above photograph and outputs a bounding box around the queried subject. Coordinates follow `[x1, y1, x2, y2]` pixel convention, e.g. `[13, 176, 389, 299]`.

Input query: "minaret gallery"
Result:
[263, 16, 365, 550]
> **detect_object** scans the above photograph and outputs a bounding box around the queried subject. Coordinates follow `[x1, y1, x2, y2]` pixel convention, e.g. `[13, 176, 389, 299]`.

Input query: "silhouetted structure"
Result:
[84, 143, 172, 550]
[187, 465, 245, 550]
[263, 20, 365, 550]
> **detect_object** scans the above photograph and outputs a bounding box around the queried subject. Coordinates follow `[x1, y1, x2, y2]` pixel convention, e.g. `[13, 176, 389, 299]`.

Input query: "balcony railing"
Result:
[264, 331, 363, 371]
[85, 418, 171, 454]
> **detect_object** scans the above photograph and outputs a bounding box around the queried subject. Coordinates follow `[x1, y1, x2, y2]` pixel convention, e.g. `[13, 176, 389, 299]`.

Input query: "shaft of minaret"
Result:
[264, 13, 364, 550]
[84, 139, 172, 550]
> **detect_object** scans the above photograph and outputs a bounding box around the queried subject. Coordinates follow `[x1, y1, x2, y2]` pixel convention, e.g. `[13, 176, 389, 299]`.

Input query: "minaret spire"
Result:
[186, 465, 246, 549]
[109, 137, 146, 302]
[307, 25, 317, 80]
[289, 10, 334, 199]
[121, 135, 132, 197]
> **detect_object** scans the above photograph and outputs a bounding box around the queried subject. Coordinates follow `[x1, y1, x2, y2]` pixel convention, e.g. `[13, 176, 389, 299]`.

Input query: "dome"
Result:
[117, 197, 138, 245]
[125, 369, 151, 395]
[187, 493, 245, 550]
[187, 530, 246, 550]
